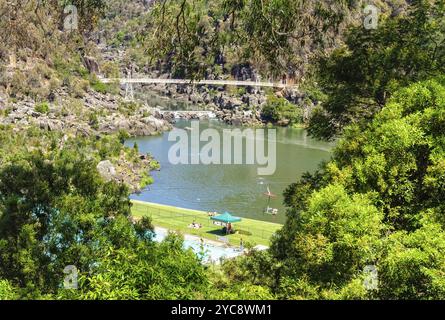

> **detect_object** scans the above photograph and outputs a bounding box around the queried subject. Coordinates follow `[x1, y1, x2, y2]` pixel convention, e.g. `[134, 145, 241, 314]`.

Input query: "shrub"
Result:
[118, 129, 130, 144]
[140, 172, 154, 189]
[89, 76, 109, 94]
[261, 95, 303, 126]
[69, 79, 89, 98]
[35, 102, 50, 114]
[101, 61, 120, 78]
[89, 112, 99, 129]
[0, 280, 18, 300]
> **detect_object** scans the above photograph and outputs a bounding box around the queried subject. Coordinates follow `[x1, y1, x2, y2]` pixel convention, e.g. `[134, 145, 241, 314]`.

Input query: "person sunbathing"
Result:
[189, 221, 202, 229]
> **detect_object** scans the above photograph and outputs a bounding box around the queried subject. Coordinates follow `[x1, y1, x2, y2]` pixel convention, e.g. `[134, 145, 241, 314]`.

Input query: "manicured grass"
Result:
[131, 200, 283, 247]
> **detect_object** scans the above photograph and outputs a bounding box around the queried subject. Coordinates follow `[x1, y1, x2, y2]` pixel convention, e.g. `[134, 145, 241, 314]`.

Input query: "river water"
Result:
[126, 119, 333, 224]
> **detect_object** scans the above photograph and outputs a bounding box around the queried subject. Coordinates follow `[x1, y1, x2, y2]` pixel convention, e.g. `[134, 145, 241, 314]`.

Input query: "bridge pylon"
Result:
[124, 81, 134, 101]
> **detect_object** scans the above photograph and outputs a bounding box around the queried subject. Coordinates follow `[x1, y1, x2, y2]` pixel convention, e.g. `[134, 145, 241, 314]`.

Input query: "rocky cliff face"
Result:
[144, 79, 314, 126]
[0, 88, 172, 137]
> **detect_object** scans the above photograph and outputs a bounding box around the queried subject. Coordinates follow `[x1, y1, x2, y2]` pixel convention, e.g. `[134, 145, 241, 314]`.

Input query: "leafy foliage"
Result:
[35, 102, 50, 114]
[140, 0, 365, 79]
[261, 95, 304, 126]
[311, 0, 445, 139]
[58, 233, 208, 300]
[267, 77, 445, 299]
[0, 127, 211, 299]
[0, 279, 19, 300]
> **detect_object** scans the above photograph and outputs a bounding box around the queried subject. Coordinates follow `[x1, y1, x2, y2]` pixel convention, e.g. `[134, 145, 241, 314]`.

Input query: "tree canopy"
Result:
[267, 77, 445, 299]
[311, 0, 445, 139]
[142, 0, 371, 79]
[1, 0, 445, 301]
[0, 128, 209, 299]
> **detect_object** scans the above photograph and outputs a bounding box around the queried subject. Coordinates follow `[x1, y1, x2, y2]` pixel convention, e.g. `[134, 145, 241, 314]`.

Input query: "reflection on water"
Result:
[126, 120, 334, 223]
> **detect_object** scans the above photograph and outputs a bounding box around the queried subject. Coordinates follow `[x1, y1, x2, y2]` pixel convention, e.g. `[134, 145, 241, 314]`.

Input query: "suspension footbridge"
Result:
[100, 77, 290, 89]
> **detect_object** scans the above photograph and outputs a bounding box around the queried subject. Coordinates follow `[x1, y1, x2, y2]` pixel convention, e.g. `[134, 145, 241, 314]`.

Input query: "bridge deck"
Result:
[100, 78, 289, 88]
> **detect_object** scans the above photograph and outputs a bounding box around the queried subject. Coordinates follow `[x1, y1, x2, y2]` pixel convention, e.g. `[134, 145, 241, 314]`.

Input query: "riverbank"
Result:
[131, 200, 283, 246]
[127, 121, 333, 223]
[141, 82, 316, 127]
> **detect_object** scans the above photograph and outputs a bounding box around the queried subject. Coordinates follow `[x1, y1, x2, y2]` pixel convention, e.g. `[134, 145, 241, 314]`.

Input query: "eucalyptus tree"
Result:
[0, 129, 208, 299]
[269, 77, 445, 299]
[142, 0, 361, 78]
[311, 0, 445, 140]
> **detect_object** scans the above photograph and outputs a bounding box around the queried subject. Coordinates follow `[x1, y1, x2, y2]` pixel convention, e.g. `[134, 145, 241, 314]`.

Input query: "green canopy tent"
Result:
[211, 212, 242, 234]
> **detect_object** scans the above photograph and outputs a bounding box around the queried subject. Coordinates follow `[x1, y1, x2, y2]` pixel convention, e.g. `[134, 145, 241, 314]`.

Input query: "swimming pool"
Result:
[152, 227, 243, 264]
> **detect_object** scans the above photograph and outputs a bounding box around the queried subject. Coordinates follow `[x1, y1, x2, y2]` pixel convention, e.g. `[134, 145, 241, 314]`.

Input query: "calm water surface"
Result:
[127, 120, 334, 223]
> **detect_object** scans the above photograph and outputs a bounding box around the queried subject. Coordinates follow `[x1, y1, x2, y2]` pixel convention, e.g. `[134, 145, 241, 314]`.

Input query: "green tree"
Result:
[378, 219, 445, 299]
[261, 96, 303, 126]
[0, 279, 19, 300]
[267, 77, 445, 299]
[311, 0, 445, 139]
[0, 129, 208, 299]
[272, 185, 383, 297]
[0, 147, 131, 297]
[59, 0, 107, 33]
[144, 0, 361, 78]
[58, 233, 208, 300]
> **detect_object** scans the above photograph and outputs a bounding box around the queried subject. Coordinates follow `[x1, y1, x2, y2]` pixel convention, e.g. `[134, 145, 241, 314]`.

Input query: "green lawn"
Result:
[131, 200, 283, 246]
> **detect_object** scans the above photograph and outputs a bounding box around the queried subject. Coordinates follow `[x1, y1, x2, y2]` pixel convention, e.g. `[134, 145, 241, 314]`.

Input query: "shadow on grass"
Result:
[206, 229, 228, 237]
[206, 228, 252, 237]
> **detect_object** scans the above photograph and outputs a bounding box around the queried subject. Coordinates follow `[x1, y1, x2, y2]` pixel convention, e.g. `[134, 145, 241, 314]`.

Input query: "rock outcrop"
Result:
[97, 160, 117, 181]
[83, 56, 101, 74]
[0, 89, 172, 137]
[139, 73, 314, 126]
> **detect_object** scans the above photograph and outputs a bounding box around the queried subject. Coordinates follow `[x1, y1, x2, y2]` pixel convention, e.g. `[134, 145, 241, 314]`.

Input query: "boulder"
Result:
[97, 160, 117, 181]
[83, 56, 100, 74]
[114, 118, 131, 130]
